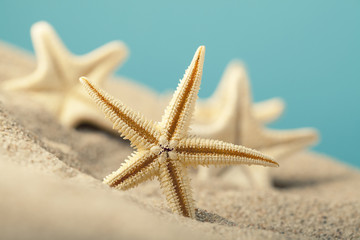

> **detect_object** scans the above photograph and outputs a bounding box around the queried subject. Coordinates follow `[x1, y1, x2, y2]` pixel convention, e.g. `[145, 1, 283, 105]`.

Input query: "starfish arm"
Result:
[195, 59, 241, 115]
[190, 60, 241, 142]
[222, 61, 285, 123]
[253, 97, 285, 124]
[1, 22, 56, 91]
[35, 21, 71, 57]
[103, 150, 159, 190]
[2, 21, 128, 92]
[79, 41, 128, 84]
[261, 128, 319, 159]
[191, 61, 285, 141]
[80, 77, 159, 149]
[160, 46, 205, 141]
[176, 137, 279, 168]
[57, 93, 110, 128]
[158, 159, 195, 218]
[33, 21, 76, 86]
[39, 21, 127, 86]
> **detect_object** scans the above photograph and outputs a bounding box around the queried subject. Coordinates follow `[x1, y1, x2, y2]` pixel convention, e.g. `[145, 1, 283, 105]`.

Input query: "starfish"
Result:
[191, 61, 318, 188]
[0, 21, 128, 128]
[79, 46, 278, 218]
[192, 60, 286, 141]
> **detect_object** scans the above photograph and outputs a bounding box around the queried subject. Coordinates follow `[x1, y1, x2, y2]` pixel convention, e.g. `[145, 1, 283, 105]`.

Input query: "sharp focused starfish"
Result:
[0, 21, 128, 127]
[80, 46, 278, 218]
[191, 61, 318, 187]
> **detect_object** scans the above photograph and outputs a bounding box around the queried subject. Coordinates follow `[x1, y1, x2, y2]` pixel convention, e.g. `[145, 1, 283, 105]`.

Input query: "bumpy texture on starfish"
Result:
[192, 61, 318, 188]
[0, 21, 128, 127]
[80, 46, 278, 218]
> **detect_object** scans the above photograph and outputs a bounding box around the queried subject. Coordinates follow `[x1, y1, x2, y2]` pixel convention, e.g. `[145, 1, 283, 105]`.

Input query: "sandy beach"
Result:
[0, 43, 359, 239]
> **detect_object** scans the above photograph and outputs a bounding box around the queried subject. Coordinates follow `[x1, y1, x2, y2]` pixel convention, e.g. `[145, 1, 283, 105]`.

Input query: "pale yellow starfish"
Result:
[192, 61, 318, 188]
[0, 21, 128, 128]
[192, 60, 286, 140]
[80, 46, 278, 218]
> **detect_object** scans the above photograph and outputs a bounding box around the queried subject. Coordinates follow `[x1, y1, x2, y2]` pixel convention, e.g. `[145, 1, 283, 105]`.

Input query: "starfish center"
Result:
[158, 143, 176, 159]
[152, 136, 178, 160]
[160, 145, 173, 153]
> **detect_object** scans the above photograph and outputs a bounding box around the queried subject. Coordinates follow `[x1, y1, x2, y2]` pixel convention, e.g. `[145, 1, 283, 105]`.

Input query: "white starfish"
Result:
[191, 61, 319, 188]
[0, 21, 128, 128]
[192, 60, 286, 141]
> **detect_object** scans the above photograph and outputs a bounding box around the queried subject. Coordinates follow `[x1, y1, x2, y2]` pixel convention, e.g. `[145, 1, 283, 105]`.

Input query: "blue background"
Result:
[1, 1, 359, 167]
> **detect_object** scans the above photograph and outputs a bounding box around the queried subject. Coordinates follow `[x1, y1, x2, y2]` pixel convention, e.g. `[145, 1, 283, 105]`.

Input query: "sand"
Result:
[0, 42, 359, 239]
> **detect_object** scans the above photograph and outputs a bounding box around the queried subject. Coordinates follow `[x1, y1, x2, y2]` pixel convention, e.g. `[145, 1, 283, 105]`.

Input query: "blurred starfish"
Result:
[192, 61, 319, 188]
[80, 46, 278, 218]
[192, 61, 285, 140]
[0, 21, 128, 127]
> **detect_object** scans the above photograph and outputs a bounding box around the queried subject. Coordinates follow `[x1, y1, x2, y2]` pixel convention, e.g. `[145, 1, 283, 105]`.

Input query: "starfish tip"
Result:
[31, 21, 53, 35]
[107, 41, 129, 58]
[229, 59, 245, 68]
[196, 45, 206, 56]
[79, 76, 87, 83]
[79, 76, 91, 87]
